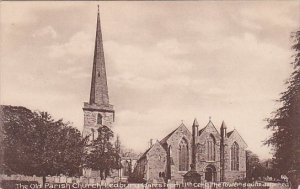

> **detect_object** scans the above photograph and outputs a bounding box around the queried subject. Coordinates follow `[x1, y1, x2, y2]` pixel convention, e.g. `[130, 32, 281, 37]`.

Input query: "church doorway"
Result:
[205, 165, 216, 182]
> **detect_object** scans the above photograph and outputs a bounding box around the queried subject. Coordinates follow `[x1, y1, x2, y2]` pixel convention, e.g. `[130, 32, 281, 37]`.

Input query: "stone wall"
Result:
[146, 142, 167, 182]
[82, 104, 115, 178]
[165, 124, 192, 183]
[224, 146, 246, 182]
[82, 108, 114, 139]
[133, 157, 147, 181]
[224, 130, 247, 182]
[0, 174, 118, 185]
[83, 110, 114, 128]
[133, 121, 248, 184]
[195, 122, 221, 182]
[0, 174, 43, 184]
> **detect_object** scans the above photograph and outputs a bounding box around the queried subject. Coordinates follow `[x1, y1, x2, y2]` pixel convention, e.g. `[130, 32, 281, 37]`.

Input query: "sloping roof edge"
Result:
[227, 129, 248, 147]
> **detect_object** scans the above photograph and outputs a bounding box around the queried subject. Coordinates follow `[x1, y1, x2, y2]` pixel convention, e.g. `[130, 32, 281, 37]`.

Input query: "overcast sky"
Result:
[1, 1, 299, 159]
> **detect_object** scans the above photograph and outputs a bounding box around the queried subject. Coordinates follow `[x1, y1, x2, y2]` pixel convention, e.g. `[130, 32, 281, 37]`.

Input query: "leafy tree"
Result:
[121, 148, 139, 158]
[115, 135, 121, 155]
[115, 135, 122, 171]
[1, 105, 87, 188]
[265, 31, 300, 174]
[115, 136, 138, 179]
[0, 107, 5, 174]
[246, 150, 266, 181]
[85, 126, 121, 180]
[261, 159, 281, 180]
[2, 106, 37, 175]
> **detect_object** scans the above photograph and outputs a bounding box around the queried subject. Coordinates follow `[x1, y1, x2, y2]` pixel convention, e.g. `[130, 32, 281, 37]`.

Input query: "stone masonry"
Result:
[82, 8, 115, 178]
[133, 119, 247, 184]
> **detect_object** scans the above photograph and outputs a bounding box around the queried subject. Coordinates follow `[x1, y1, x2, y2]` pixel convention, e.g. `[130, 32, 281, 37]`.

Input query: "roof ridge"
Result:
[160, 122, 187, 144]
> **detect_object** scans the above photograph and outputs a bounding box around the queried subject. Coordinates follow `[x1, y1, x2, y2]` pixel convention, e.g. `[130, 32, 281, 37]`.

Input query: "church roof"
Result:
[89, 6, 110, 105]
[160, 128, 177, 145]
[198, 120, 219, 137]
[137, 141, 163, 161]
[227, 129, 248, 147]
[160, 123, 186, 145]
[137, 148, 151, 161]
[138, 123, 188, 161]
[198, 128, 205, 135]
[206, 120, 215, 128]
[227, 130, 234, 137]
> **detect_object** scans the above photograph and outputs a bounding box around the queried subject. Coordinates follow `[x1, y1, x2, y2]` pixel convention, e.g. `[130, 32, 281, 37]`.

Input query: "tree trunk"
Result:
[105, 169, 109, 180]
[100, 170, 104, 180]
[42, 175, 46, 189]
[288, 170, 299, 189]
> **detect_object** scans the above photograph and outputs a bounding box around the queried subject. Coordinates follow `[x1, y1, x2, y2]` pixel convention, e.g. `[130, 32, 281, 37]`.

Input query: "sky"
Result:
[1, 1, 299, 159]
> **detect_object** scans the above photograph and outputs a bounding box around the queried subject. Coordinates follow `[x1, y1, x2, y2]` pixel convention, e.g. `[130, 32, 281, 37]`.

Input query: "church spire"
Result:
[89, 6, 109, 105]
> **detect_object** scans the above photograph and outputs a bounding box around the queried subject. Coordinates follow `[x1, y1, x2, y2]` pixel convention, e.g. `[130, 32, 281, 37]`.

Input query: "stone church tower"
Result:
[82, 7, 114, 141]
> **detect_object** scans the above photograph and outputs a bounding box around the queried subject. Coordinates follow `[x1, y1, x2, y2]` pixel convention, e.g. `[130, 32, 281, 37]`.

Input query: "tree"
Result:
[121, 148, 139, 158]
[246, 150, 266, 181]
[1, 105, 87, 188]
[85, 126, 121, 180]
[114, 135, 122, 172]
[265, 31, 300, 189]
[0, 106, 6, 174]
[2, 106, 38, 175]
[265, 31, 300, 175]
[261, 159, 281, 180]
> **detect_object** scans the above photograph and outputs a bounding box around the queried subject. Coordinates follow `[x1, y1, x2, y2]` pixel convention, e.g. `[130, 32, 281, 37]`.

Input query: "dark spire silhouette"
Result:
[89, 6, 109, 105]
[193, 118, 199, 127]
[221, 121, 227, 129]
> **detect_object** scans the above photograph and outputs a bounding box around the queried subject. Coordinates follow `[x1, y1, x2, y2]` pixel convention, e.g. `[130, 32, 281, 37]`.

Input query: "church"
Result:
[81, 7, 137, 181]
[133, 120, 247, 184]
[81, 7, 247, 183]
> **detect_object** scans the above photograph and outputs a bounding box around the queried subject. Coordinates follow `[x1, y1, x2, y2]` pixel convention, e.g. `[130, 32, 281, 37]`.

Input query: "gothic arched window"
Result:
[169, 145, 174, 165]
[207, 134, 216, 161]
[178, 138, 189, 171]
[231, 142, 239, 171]
[97, 113, 102, 125]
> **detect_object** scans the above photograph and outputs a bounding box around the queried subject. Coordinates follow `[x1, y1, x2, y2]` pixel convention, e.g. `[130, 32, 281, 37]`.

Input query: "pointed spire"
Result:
[89, 6, 109, 105]
[221, 120, 227, 129]
[193, 118, 199, 127]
